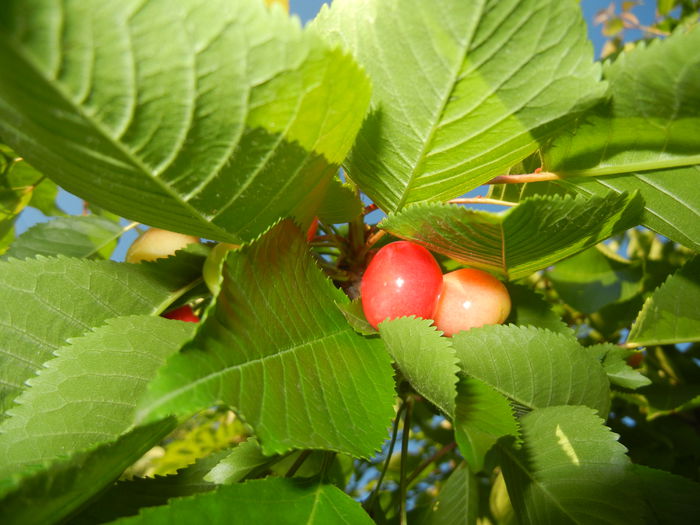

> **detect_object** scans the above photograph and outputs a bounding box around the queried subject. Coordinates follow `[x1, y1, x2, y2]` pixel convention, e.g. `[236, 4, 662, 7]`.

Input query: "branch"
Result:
[406, 441, 457, 486]
[486, 171, 560, 184]
[449, 197, 517, 207]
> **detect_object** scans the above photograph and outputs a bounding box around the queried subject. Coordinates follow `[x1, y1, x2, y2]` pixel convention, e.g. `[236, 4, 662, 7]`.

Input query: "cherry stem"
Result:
[366, 229, 386, 249]
[398, 397, 414, 525]
[405, 441, 457, 486]
[285, 450, 312, 478]
[449, 197, 517, 207]
[365, 402, 406, 513]
[486, 171, 560, 184]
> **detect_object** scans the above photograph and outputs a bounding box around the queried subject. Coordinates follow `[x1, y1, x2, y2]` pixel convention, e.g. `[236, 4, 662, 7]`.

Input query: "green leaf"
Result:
[0, 419, 176, 525]
[3, 215, 123, 260]
[452, 325, 610, 415]
[0, 224, 13, 255]
[505, 284, 571, 335]
[547, 245, 643, 314]
[0, 316, 194, 475]
[454, 377, 519, 472]
[336, 298, 377, 336]
[0, 151, 34, 239]
[628, 257, 700, 346]
[313, 0, 605, 212]
[204, 438, 271, 484]
[497, 406, 645, 525]
[381, 193, 643, 280]
[379, 317, 459, 417]
[137, 220, 395, 458]
[545, 28, 700, 177]
[561, 166, 700, 251]
[488, 179, 571, 203]
[112, 478, 374, 525]
[632, 464, 700, 524]
[0, 253, 204, 415]
[0, 0, 370, 243]
[543, 28, 700, 249]
[418, 462, 478, 525]
[72, 450, 223, 525]
[316, 177, 363, 224]
[587, 343, 651, 390]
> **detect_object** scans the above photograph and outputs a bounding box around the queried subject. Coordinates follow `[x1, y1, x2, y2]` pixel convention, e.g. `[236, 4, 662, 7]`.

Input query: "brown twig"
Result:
[366, 229, 386, 249]
[363, 203, 378, 215]
[486, 171, 561, 184]
[449, 197, 517, 207]
[405, 441, 457, 486]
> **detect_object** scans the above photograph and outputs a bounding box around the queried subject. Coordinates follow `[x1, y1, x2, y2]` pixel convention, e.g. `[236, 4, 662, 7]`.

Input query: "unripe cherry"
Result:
[431, 268, 511, 337]
[126, 228, 200, 263]
[361, 241, 443, 329]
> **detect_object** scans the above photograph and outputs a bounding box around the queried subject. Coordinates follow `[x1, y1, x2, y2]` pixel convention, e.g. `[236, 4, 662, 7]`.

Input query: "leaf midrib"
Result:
[138, 326, 352, 421]
[499, 441, 580, 524]
[395, 0, 487, 211]
[0, 27, 225, 238]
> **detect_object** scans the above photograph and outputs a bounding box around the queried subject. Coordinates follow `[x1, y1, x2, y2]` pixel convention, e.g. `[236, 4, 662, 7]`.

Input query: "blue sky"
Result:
[15, 0, 660, 259]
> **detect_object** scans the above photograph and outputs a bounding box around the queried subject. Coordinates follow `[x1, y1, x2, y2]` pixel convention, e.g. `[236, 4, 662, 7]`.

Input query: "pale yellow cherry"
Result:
[432, 268, 511, 337]
[126, 228, 200, 263]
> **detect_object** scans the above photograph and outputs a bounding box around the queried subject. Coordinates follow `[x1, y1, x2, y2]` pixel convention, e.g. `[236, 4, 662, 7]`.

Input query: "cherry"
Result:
[431, 268, 511, 337]
[361, 241, 443, 329]
[627, 351, 644, 368]
[162, 305, 200, 323]
[306, 217, 319, 242]
[126, 228, 200, 263]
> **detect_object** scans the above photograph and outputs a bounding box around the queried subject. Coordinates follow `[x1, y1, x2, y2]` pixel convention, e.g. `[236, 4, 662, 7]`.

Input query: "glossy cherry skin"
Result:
[361, 241, 443, 329]
[162, 305, 200, 323]
[432, 268, 511, 337]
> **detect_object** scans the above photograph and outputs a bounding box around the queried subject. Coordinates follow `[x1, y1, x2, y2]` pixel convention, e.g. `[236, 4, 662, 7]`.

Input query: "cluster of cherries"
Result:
[125, 228, 511, 336]
[361, 241, 511, 336]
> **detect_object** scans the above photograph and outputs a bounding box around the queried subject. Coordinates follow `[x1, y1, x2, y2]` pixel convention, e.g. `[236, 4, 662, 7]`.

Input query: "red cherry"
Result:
[162, 305, 200, 323]
[306, 217, 319, 242]
[627, 352, 644, 368]
[361, 241, 443, 329]
[431, 269, 511, 337]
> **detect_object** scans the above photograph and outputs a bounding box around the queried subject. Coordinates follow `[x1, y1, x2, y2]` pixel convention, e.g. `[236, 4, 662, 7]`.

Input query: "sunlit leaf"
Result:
[544, 28, 700, 249]
[3, 215, 123, 260]
[381, 193, 643, 280]
[0, 0, 370, 242]
[314, 0, 604, 211]
[379, 317, 458, 417]
[138, 220, 395, 458]
[452, 325, 610, 415]
[0, 316, 194, 475]
[0, 252, 204, 415]
[204, 438, 271, 484]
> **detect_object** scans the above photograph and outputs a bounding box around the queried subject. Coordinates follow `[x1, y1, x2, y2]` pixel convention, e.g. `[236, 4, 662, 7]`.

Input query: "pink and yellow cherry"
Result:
[431, 268, 511, 337]
[361, 241, 443, 330]
[126, 228, 200, 263]
[162, 305, 200, 323]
